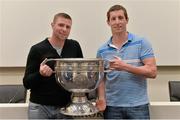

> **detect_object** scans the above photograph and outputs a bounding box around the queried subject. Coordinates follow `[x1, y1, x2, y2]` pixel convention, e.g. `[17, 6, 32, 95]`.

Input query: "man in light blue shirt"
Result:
[96, 4, 157, 119]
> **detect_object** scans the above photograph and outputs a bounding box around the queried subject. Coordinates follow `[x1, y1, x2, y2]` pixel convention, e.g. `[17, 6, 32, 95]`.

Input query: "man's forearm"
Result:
[97, 79, 106, 99]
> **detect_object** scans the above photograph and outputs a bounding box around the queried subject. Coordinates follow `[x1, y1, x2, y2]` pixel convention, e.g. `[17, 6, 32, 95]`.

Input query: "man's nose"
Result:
[62, 26, 67, 31]
[115, 19, 121, 24]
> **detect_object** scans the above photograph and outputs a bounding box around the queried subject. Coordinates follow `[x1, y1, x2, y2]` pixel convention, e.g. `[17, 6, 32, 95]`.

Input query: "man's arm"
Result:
[109, 56, 157, 78]
[96, 78, 106, 111]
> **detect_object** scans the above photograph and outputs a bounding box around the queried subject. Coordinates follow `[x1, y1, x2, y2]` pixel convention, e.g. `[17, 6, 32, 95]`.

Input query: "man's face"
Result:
[107, 10, 128, 34]
[51, 17, 72, 40]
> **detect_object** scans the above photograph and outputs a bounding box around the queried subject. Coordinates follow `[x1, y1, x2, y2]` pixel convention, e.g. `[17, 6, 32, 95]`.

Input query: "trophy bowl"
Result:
[53, 58, 104, 116]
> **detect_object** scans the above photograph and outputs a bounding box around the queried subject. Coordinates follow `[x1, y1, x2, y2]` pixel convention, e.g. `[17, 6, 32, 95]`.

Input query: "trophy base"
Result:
[60, 101, 98, 116]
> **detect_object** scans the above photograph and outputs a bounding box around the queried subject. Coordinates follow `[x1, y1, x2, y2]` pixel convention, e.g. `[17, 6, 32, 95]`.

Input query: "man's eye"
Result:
[118, 16, 124, 20]
[59, 24, 64, 27]
[111, 17, 116, 21]
[66, 26, 70, 29]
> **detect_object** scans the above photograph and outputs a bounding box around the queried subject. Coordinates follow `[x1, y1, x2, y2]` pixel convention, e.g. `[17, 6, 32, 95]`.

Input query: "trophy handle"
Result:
[104, 69, 112, 73]
[41, 58, 56, 73]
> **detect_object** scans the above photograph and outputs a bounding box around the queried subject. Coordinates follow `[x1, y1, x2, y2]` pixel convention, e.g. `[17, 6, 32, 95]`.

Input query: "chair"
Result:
[168, 81, 180, 101]
[0, 84, 27, 103]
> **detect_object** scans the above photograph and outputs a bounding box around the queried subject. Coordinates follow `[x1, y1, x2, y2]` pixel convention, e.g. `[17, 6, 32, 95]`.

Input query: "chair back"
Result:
[169, 81, 180, 101]
[0, 84, 27, 103]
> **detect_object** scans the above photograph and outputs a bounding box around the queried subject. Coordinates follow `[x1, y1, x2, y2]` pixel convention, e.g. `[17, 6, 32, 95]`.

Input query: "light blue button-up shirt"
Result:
[96, 32, 155, 107]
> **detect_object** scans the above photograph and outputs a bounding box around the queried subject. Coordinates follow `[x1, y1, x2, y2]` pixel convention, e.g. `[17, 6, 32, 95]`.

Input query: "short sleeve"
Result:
[140, 38, 155, 60]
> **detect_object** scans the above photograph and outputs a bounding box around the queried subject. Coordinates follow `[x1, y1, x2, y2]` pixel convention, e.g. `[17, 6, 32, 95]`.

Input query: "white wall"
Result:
[0, 0, 180, 66]
[148, 66, 180, 101]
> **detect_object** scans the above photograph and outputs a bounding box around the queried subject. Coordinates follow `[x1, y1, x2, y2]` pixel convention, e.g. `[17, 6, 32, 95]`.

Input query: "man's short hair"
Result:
[53, 12, 72, 23]
[107, 5, 128, 21]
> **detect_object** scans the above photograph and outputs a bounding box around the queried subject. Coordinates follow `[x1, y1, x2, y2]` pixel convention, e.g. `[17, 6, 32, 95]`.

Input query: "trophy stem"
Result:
[60, 92, 98, 116]
[71, 93, 87, 103]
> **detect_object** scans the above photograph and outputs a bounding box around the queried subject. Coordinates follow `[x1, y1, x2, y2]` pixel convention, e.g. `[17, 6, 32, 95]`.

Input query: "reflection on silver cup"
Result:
[53, 58, 104, 116]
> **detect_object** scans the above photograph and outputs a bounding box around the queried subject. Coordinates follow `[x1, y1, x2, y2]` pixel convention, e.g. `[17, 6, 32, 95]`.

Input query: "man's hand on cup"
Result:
[39, 58, 53, 77]
[96, 98, 106, 112]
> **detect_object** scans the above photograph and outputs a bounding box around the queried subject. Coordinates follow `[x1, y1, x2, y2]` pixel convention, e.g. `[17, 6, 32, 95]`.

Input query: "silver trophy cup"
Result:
[45, 58, 104, 116]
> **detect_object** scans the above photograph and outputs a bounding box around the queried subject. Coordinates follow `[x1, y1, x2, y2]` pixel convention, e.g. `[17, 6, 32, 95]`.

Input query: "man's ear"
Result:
[51, 22, 54, 28]
[127, 18, 129, 23]
[107, 20, 110, 26]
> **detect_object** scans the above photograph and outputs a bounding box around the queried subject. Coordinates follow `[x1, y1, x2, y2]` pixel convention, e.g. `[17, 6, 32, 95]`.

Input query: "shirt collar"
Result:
[107, 32, 133, 48]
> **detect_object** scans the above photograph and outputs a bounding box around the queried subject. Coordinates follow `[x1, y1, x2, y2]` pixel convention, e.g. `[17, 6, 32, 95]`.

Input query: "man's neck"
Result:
[112, 32, 128, 49]
[49, 36, 65, 48]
